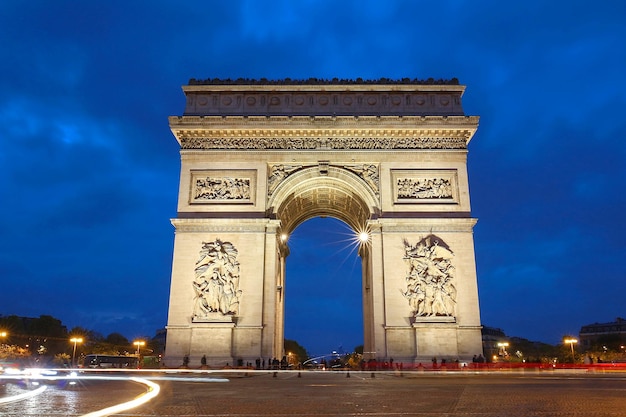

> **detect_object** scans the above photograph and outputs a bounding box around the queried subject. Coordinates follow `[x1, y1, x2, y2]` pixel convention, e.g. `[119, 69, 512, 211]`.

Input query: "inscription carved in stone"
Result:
[192, 239, 242, 319]
[402, 235, 456, 318]
[397, 178, 452, 200]
[194, 177, 250, 200]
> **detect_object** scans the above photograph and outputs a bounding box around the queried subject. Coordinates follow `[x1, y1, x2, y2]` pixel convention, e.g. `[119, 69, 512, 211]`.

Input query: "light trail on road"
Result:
[80, 377, 160, 417]
[0, 384, 47, 404]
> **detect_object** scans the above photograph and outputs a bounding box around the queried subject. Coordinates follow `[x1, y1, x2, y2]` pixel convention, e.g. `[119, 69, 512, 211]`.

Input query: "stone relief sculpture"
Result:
[194, 177, 250, 200]
[397, 178, 453, 199]
[401, 235, 456, 318]
[181, 137, 468, 150]
[344, 164, 379, 195]
[192, 239, 242, 318]
[268, 164, 303, 195]
[267, 163, 380, 197]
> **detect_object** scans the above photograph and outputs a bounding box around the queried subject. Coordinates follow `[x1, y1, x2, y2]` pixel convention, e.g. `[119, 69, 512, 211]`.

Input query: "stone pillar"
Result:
[368, 221, 387, 361]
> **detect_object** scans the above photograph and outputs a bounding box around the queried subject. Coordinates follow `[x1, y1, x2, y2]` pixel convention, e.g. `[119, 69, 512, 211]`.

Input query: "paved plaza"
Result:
[3, 370, 626, 416]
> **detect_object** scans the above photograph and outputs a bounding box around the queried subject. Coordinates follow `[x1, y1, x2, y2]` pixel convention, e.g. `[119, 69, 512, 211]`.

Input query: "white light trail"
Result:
[80, 377, 160, 417]
[0, 385, 47, 404]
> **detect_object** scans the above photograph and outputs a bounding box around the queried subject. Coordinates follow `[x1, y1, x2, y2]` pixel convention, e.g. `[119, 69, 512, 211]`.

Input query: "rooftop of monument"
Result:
[188, 77, 460, 86]
[180, 78, 469, 116]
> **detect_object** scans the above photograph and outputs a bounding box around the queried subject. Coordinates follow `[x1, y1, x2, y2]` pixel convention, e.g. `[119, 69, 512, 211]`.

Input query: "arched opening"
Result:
[269, 166, 378, 362]
[284, 216, 364, 358]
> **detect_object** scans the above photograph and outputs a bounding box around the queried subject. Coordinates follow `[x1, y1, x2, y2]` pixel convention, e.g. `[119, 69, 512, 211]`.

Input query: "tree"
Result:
[284, 339, 308, 365]
[105, 332, 129, 346]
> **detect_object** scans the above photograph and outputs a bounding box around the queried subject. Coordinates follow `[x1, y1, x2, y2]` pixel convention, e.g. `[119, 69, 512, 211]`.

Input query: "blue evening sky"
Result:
[0, 0, 624, 355]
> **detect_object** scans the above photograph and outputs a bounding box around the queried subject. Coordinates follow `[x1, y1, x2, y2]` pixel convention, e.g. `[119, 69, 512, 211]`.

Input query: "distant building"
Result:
[151, 328, 167, 355]
[579, 317, 626, 349]
[481, 326, 507, 361]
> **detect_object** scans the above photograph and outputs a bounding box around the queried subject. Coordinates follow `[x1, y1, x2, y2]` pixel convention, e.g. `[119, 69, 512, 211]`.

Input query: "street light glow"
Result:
[564, 338, 578, 363]
[134, 340, 146, 357]
[70, 337, 83, 367]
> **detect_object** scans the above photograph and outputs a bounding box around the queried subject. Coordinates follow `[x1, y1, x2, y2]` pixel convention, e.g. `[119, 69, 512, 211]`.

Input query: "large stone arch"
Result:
[267, 166, 379, 361]
[163, 79, 483, 367]
[269, 165, 379, 234]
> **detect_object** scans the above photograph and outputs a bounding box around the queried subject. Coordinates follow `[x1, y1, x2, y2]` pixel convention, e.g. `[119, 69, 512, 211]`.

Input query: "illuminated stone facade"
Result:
[164, 79, 483, 366]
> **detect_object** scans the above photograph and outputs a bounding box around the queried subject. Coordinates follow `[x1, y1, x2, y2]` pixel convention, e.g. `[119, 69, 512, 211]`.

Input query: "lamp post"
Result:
[133, 340, 145, 366]
[496, 342, 509, 362]
[564, 338, 578, 363]
[70, 337, 83, 367]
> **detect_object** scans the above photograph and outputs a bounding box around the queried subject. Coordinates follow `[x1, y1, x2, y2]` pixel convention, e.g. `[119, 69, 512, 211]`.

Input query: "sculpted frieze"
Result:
[194, 176, 250, 200]
[343, 164, 379, 195]
[192, 239, 242, 320]
[267, 163, 379, 197]
[190, 170, 256, 204]
[397, 178, 453, 200]
[402, 235, 456, 319]
[392, 169, 458, 204]
[268, 164, 304, 195]
[180, 137, 467, 150]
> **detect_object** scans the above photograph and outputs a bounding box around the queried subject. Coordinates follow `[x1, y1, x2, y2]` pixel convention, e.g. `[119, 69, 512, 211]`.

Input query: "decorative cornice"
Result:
[171, 218, 270, 233]
[169, 115, 478, 127]
[188, 77, 461, 86]
[170, 116, 478, 150]
[369, 218, 478, 233]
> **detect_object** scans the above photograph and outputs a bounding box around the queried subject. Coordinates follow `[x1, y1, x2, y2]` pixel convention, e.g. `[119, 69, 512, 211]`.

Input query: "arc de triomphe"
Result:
[164, 78, 483, 367]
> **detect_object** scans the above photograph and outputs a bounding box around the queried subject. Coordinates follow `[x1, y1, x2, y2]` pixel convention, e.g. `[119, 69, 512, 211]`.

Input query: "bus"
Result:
[82, 354, 138, 369]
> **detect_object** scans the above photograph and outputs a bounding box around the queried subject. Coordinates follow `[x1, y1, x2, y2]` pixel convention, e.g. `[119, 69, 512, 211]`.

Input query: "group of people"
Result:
[472, 354, 486, 363]
[255, 356, 290, 370]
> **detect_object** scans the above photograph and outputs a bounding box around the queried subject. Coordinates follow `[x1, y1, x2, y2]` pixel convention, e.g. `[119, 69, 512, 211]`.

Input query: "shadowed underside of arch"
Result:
[268, 166, 378, 234]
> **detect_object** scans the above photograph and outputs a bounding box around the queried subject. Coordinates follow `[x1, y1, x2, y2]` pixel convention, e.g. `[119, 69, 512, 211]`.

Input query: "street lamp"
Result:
[496, 342, 509, 362]
[70, 337, 83, 367]
[134, 340, 145, 357]
[564, 338, 578, 363]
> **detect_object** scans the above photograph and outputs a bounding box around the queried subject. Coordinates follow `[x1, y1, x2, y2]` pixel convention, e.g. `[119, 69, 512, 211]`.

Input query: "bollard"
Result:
[371, 372, 375, 378]
[298, 371, 301, 378]
[346, 371, 350, 378]
[273, 371, 277, 378]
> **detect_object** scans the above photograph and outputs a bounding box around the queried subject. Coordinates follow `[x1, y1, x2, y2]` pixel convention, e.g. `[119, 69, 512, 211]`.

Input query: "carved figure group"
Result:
[267, 163, 380, 197]
[181, 136, 467, 150]
[344, 164, 379, 194]
[401, 235, 456, 317]
[193, 239, 242, 317]
[397, 178, 452, 199]
[194, 177, 250, 200]
[268, 164, 302, 194]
